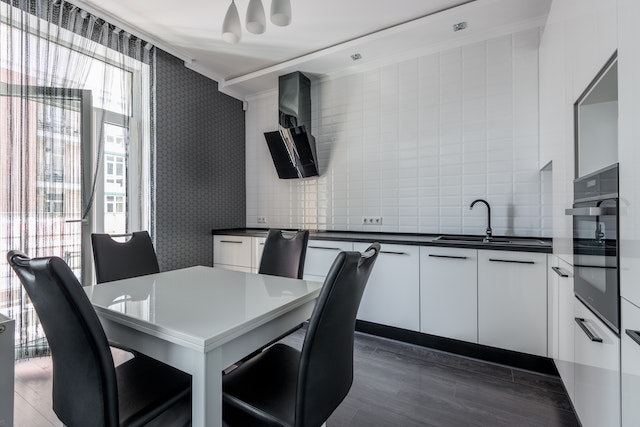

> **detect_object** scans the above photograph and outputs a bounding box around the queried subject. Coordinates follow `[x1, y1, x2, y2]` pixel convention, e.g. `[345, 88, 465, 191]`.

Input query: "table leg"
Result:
[191, 347, 223, 427]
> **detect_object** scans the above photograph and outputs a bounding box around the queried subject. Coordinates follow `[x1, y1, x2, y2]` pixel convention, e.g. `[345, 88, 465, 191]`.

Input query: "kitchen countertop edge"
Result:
[211, 228, 552, 253]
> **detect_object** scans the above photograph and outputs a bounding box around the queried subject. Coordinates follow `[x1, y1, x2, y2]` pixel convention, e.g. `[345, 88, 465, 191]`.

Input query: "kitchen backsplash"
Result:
[246, 29, 551, 237]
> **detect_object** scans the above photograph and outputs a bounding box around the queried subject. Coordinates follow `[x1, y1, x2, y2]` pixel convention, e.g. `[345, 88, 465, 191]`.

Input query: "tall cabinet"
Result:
[619, 1, 640, 426]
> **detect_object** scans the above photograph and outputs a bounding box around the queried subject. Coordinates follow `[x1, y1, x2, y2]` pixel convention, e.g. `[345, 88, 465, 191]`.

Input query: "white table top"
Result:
[84, 266, 323, 352]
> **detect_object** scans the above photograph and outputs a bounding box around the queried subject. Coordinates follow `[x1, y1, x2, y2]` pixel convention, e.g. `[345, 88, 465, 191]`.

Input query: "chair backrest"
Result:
[258, 229, 310, 279]
[7, 251, 119, 427]
[295, 242, 380, 427]
[91, 231, 160, 283]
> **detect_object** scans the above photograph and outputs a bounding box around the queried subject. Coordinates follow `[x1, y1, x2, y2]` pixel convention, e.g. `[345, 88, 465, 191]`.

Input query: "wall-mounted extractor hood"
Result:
[264, 72, 319, 179]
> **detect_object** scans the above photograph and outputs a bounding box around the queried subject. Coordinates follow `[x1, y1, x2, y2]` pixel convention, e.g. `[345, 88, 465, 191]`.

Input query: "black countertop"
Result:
[212, 228, 552, 253]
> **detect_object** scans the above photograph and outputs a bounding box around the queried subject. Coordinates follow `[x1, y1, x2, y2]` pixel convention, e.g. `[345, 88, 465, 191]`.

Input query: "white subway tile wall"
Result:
[246, 29, 550, 237]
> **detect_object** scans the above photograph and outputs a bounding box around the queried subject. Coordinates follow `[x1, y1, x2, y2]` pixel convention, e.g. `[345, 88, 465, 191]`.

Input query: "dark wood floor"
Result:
[14, 330, 579, 427]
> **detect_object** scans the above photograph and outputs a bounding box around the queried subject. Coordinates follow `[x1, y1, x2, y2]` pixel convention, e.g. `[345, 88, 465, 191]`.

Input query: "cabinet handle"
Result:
[0, 324, 5, 333]
[551, 266, 569, 277]
[219, 240, 243, 244]
[575, 317, 603, 342]
[565, 206, 617, 216]
[308, 246, 342, 251]
[573, 264, 617, 270]
[380, 251, 408, 255]
[625, 329, 640, 347]
[428, 254, 468, 260]
[489, 258, 535, 264]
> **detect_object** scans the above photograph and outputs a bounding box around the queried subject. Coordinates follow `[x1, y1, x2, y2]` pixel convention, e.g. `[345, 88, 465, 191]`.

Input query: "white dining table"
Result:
[83, 265, 323, 427]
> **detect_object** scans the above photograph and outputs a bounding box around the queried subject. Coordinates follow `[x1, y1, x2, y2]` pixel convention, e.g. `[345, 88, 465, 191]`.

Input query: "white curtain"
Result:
[0, 0, 154, 358]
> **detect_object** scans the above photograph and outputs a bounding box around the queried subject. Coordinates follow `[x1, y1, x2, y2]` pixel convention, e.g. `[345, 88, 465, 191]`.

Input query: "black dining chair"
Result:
[7, 250, 191, 427]
[91, 231, 160, 284]
[231, 229, 310, 365]
[258, 229, 310, 279]
[222, 242, 380, 427]
[91, 231, 160, 357]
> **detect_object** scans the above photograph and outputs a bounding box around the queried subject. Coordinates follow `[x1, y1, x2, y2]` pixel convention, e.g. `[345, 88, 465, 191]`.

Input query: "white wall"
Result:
[246, 29, 547, 237]
[539, 0, 618, 264]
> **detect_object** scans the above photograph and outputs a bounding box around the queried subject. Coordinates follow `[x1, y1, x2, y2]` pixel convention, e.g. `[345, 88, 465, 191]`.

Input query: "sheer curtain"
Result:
[0, 0, 154, 358]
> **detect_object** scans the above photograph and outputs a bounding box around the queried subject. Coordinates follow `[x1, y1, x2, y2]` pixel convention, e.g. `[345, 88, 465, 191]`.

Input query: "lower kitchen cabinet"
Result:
[548, 256, 575, 401]
[622, 297, 640, 427]
[478, 250, 547, 356]
[213, 232, 553, 358]
[573, 297, 620, 427]
[420, 246, 478, 343]
[355, 243, 420, 331]
[303, 240, 353, 282]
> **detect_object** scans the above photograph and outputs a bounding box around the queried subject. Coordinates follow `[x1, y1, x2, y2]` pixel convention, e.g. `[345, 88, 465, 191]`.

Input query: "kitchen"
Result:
[2, 0, 640, 426]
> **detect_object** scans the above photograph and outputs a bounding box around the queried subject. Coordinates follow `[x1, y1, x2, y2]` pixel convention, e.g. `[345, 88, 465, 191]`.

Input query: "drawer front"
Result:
[303, 240, 353, 280]
[213, 236, 253, 268]
[573, 297, 620, 427]
[622, 297, 640, 427]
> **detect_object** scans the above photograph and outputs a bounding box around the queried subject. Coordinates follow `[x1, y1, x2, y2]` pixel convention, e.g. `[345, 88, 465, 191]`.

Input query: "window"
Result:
[45, 193, 64, 213]
[105, 155, 125, 189]
[106, 195, 125, 213]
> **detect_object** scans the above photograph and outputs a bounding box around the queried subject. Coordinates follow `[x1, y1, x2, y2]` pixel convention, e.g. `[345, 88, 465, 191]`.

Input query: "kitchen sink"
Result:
[434, 235, 547, 246]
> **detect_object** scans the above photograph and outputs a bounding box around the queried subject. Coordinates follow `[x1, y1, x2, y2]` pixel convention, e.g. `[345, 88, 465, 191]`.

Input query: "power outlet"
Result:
[362, 217, 382, 225]
[257, 216, 267, 224]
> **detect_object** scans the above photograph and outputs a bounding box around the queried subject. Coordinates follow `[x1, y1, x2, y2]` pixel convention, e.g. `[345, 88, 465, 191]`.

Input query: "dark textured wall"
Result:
[154, 50, 245, 270]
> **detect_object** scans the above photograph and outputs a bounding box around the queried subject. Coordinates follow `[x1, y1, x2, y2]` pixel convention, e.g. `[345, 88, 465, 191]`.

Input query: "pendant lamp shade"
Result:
[246, 0, 266, 34]
[270, 0, 291, 26]
[222, 0, 241, 44]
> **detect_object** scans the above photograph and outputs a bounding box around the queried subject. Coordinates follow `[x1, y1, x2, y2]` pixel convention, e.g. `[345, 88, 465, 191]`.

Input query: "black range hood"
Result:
[264, 72, 319, 179]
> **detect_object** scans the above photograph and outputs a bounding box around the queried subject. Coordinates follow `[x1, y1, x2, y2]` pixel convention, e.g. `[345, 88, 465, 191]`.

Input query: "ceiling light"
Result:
[270, 0, 291, 26]
[246, 0, 266, 34]
[453, 22, 467, 31]
[222, 0, 241, 44]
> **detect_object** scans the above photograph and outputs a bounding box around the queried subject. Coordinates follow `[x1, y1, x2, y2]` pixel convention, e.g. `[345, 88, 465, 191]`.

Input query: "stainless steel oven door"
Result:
[569, 198, 619, 333]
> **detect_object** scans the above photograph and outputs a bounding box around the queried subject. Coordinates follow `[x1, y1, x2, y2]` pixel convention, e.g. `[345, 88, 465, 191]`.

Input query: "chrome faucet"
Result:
[470, 199, 492, 242]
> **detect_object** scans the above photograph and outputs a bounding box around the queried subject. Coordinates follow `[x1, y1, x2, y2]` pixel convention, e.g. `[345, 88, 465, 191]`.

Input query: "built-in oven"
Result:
[565, 163, 619, 334]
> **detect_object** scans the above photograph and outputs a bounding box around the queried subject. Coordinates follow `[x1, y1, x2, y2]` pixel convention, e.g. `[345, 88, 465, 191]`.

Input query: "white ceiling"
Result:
[71, 0, 551, 99]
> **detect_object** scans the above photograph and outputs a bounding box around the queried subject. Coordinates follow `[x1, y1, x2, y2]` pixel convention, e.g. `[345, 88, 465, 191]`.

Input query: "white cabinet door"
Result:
[548, 255, 560, 359]
[420, 246, 478, 343]
[303, 240, 353, 282]
[549, 256, 575, 402]
[556, 258, 575, 402]
[622, 297, 640, 427]
[573, 298, 620, 427]
[253, 237, 266, 273]
[213, 235, 253, 271]
[355, 243, 420, 331]
[478, 250, 548, 356]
